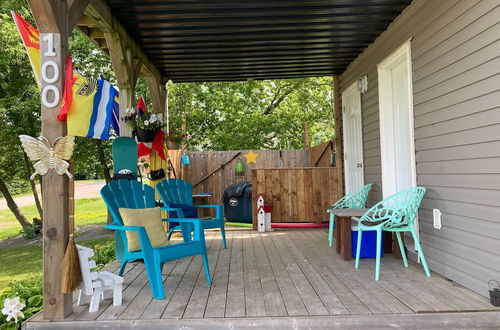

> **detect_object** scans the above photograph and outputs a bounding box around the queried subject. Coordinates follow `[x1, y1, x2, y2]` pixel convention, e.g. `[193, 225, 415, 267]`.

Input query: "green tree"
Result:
[167, 77, 334, 151]
[0, 4, 41, 228]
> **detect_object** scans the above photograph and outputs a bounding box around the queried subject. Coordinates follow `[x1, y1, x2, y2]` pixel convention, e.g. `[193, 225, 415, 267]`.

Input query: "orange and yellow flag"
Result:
[11, 11, 41, 88]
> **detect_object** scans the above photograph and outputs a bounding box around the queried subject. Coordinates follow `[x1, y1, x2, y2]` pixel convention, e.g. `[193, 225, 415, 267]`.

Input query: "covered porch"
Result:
[25, 229, 499, 328]
[21, 0, 500, 328]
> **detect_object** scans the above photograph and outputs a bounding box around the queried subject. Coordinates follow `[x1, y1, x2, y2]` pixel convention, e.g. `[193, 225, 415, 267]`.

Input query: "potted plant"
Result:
[123, 107, 164, 142]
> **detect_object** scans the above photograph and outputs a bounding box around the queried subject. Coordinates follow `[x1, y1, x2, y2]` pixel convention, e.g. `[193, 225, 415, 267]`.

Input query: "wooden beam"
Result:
[67, 0, 89, 31]
[146, 75, 167, 114]
[85, 0, 161, 79]
[28, 0, 73, 320]
[332, 74, 344, 197]
[88, 28, 104, 39]
[104, 31, 143, 136]
[29, 0, 64, 32]
[76, 15, 95, 27]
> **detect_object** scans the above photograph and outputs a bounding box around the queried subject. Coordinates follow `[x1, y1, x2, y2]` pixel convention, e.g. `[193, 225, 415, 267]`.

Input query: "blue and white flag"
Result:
[86, 79, 119, 140]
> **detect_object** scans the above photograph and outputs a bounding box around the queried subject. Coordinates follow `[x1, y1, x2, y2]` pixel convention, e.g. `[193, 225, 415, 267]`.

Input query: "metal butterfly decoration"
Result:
[19, 135, 75, 180]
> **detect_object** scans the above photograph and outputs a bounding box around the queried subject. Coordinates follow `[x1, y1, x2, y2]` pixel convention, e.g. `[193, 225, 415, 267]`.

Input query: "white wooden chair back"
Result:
[76, 244, 99, 296]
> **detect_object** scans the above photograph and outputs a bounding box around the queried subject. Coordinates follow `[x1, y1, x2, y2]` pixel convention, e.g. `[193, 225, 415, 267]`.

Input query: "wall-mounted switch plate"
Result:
[433, 209, 442, 229]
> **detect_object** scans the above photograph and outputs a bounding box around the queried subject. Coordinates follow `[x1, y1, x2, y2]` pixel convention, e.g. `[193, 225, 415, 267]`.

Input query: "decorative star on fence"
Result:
[243, 150, 259, 164]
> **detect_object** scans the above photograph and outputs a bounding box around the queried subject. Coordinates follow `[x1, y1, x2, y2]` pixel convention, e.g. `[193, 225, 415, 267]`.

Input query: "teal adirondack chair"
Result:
[101, 179, 211, 299]
[354, 187, 430, 281]
[156, 179, 227, 249]
[112, 137, 138, 178]
[327, 184, 372, 247]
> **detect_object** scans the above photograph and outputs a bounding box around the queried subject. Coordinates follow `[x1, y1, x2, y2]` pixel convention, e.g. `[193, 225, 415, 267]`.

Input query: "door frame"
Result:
[377, 40, 417, 198]
[341, 82, 364, 194]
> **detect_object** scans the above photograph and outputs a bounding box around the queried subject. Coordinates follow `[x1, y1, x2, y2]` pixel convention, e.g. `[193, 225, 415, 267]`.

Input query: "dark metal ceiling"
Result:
[106, 0, 411, 82]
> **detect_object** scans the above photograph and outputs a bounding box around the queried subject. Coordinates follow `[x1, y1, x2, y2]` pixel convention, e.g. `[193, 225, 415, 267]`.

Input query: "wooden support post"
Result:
[333, 75, 344, 197]
[28, 0, 88, 320]
[104, 32, 142, 137]
[146, 75, 167, 114]
[303, 121, 310, 149]
[181, 114, 187, 180]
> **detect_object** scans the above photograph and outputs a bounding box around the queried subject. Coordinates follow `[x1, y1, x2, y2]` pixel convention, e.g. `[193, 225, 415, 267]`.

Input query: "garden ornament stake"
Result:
[19, 135, 75, 180]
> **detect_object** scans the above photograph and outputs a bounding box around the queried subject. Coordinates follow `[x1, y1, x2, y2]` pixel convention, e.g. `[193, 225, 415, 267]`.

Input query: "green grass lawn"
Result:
[0, 238, 113, 295]
[0, 198, 108, 239]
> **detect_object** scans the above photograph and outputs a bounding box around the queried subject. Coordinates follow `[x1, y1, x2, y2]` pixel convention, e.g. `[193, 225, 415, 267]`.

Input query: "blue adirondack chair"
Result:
[100, 179, 211, 299]
[354, 187, 430, 281]
[156, 179, 227, 249]
[327, 184, 372, 247]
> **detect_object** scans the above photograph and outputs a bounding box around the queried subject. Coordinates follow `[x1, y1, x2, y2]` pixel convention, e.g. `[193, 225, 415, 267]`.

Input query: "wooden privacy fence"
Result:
[169, 141, 338, 222]
[251, 168, 340, 228]
[168, 140, 335, 202]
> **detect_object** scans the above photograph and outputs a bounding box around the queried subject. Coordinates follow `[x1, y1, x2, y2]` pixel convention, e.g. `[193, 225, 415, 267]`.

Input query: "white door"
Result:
[342, 83, 364, 194]
[378, 41, 418, 250]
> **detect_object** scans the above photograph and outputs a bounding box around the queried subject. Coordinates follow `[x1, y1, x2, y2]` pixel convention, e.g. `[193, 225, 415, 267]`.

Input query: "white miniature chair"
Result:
[76, 244, 124, 313]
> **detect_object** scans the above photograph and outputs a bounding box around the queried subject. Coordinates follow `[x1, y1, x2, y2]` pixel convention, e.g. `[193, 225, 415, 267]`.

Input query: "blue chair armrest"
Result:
[194, 204, 223, 219]
[161, 207, 185, 218]
[161, 217, 203, 224]
[162, 217, 206, 244]
[104, 224, 144, 232]
[103, 224, 153, 250]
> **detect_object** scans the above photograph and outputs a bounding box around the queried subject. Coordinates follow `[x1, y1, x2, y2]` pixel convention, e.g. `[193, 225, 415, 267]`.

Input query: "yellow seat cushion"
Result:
[119, 207, 169, 252]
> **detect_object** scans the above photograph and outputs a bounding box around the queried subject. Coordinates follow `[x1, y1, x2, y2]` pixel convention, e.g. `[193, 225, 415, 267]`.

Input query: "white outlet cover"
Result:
[433, 209, 442, 229]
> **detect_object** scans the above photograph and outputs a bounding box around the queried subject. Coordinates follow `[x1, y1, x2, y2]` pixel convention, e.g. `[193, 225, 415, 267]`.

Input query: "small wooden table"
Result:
[331, 208, 402, 261]
[331, 208, 368, 261]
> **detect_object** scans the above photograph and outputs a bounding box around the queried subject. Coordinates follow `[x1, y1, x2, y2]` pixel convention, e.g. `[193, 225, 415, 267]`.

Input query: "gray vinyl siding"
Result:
[340, 0, 500, 297]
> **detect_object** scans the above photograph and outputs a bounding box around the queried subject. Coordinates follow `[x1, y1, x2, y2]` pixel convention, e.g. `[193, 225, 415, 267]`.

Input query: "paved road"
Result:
[0, 180, 105, 211]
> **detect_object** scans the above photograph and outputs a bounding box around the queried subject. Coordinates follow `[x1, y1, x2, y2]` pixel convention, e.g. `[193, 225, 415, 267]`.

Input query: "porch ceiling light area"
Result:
[104, 0, 411, 82]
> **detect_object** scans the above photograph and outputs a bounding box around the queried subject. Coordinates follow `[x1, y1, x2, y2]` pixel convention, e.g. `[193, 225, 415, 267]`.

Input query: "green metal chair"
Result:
[354, 187, 430, 281]
[327, 184, 372, 247]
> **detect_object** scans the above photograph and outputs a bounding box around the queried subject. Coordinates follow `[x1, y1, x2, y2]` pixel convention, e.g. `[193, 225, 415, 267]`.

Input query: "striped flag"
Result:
[87, 79, 119, 139]
[67, 78, 119, 140]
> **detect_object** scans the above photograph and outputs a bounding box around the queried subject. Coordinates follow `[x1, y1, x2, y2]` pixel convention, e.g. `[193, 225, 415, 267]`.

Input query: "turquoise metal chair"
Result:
[101, 179, 211, 299]
[156, 179, 227, 249]
[327, 184, 372, 247]
[354, 187, 430, 281]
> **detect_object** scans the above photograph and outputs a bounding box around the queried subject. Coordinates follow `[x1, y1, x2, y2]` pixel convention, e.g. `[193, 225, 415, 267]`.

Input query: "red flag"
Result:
[137, 96, 148, 114]
[58, 54, 77, 122]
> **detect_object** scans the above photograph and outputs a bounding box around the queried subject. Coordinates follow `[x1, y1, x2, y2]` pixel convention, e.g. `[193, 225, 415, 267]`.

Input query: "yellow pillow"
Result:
[119, 207, 169, 252]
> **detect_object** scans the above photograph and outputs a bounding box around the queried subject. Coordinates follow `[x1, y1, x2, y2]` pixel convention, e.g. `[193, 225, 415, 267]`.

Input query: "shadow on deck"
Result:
[25, 229, 500, 329]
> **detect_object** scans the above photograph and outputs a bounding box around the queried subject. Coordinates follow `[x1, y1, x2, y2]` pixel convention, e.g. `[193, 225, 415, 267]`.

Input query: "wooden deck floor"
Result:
[26, 229, 500, 329]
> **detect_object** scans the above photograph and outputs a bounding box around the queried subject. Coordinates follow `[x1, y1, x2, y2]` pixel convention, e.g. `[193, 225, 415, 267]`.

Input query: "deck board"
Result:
[250, 230, 288, 317]
[274, 229, 350, 315]
[26, 229, 499, 329]
[241, 230, 267, 317]
[225, 230, 246, 317]
[140, 256, 193, 319]
[204, 230, 233, 318]
[259, 231, 309, 316]
[161, 232, 218, 319]
[183, 231, 222, 318]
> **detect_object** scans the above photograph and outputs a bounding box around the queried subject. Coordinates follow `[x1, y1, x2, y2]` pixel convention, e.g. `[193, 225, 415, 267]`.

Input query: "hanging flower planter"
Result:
[123, 106, 164, 143]
[135, 128, 157, 142]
